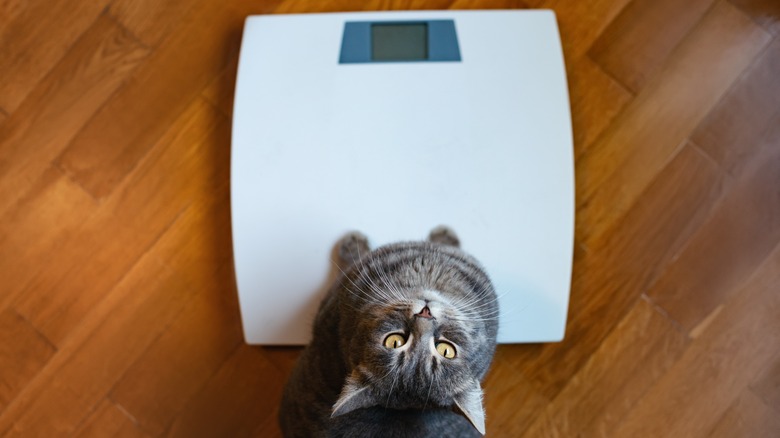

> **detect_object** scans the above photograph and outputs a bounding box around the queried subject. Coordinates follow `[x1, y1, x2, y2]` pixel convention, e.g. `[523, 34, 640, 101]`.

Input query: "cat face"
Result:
[332, 244, 498, 435]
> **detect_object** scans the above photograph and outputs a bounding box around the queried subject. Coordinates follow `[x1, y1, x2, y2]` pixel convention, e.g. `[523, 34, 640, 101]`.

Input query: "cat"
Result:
[279, 226, 499, 437]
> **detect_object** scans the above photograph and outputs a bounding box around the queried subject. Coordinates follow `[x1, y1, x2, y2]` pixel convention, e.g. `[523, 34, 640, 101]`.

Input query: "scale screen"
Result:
[339, 19, 460, 64]
[372, 23, 428, 60]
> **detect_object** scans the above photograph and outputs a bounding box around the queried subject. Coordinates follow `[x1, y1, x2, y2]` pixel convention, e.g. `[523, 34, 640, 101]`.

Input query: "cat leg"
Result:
[338, 231, 370, 267]
[429, 225, 460, 248]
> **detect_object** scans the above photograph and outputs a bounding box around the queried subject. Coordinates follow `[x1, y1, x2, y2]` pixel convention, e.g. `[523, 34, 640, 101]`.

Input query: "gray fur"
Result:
[280, 227, 499, 437]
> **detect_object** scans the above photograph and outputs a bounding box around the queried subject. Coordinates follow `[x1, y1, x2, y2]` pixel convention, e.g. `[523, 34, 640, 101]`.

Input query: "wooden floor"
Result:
[1, 0, 779, 436]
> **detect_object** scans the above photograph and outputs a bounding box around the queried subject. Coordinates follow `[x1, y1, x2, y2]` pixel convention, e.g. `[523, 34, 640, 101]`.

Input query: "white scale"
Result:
[231, 10, 573, 345]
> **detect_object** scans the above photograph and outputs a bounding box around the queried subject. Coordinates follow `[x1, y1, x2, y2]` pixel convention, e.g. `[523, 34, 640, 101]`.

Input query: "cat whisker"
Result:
[458, 304, 501, 316]
[329, 257, 377, 302]
[355, 262, 398, 306]
[376, 261, 407, 303]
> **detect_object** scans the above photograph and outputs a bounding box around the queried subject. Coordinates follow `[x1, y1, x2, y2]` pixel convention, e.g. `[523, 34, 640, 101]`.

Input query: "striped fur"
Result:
[280, 229, 499, 437]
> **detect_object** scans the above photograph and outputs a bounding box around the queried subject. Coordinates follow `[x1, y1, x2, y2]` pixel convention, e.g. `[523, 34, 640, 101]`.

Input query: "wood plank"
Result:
[578, 299, 689, 437]
[0, 255, 178, 436]
[200, 56, 239, 118]
[12, 99, 229, 346]
[708, 390, 780, 438]
[264, 348, 304, 380]
[2, 0, 778, 435]
[72, 399, 149, 438]
[647, 120, 780, 331]
[612, 242, 780, 437]
[272, 0, 455, 13]
[0, 168, 97, 312]
[110, 227, 243, 436]
[54, 0, 273, 200]
[251, 410, 284, 438]
[730, 0, 780, 35]
[691, 38, 780, 175]
[450, 0, 527, 8]
[568, 56, 633, 156]
[575, 0, 771, 248]
[0, 310, 55, 412]
[0, 15, 149, 218]
[166, 345, 284, 438]
[509, 143, 724, 399]
[0, 0, 111, 113]
[522, 297, 688, 437]
[0, 0, 27, 24]
[0, 195, 231, 435]
[589, 0, 715, 93]
[749, 350, 780, 414]
[483, 348, 549, 436]
[108, 0, 207, 47]
[534, 0, 632, 57]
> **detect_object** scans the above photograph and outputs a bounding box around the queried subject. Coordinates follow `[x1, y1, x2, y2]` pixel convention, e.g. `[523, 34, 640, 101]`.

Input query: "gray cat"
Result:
[279, 227, 499, 437]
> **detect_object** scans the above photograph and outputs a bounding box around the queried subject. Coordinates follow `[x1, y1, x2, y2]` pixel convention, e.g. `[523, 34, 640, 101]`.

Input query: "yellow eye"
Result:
[436, 342, 456, 359]
[384, 334, 406, 349]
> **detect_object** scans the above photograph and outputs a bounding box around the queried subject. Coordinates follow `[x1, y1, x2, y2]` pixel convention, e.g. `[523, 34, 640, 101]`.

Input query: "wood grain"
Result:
[1, 1, 779, 436]
[691, 37, 780, 175]
[614, 242, 780, 436]
[0, 310, 55, 412]
[165, 345, 285, 438]
[110, 233, 242, 436]
[750, 351, 780, 417]
[201, 58, 239, 118]
[0, 168, 97, 312]
[72, 399, 149, 438]
[567, 56, 633, 155]
[576, 0, 771, 248]
[0, 1, 111, 113]
[730, 0, 780, 34]
[708, 390, 780, 438]
[482, 348, 549, 436]
[54, 0, 258, 199]
[108, 0, 209, 47]
[13, 99, 229, 346]
[0, 254, 181, 435]
[522, 297, 688, 437]
[534, 0, 632, 57]
[0, 0, 27, 24]
[647, 119, 780, 331]
[0, 15, 149, 218]
[589, 0, 715, 93]
[510, 142, 724, 399]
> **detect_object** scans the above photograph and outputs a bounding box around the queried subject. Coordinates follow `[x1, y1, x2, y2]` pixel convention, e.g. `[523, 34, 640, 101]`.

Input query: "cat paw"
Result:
[338, 231, 370, 266]
[429, 225, 460, 248]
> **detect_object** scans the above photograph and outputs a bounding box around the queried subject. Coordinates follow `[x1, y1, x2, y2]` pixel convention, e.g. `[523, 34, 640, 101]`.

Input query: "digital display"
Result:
[371, 23, 428, 61]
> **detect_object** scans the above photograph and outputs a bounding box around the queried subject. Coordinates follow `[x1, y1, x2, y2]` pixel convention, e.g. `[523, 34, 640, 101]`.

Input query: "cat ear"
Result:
[452, 378, 486, 435]
[331, 373, 377, 418]
[428, 225, 460, 248]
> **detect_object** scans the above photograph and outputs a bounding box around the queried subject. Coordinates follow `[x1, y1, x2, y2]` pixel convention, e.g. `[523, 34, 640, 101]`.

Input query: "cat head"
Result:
[331, 243, 498, 435]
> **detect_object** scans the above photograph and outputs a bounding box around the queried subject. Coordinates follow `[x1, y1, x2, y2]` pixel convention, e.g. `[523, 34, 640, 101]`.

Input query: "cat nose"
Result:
[417, 306, 433, 319]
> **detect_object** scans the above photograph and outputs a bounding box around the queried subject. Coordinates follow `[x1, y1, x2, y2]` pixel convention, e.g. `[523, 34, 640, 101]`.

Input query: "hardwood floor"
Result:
[1, 1, 778, 436]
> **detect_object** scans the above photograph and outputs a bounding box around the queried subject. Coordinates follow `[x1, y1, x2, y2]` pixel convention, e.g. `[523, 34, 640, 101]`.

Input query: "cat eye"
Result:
[435, 341, 457, 359]
[384, 334, 406, 349]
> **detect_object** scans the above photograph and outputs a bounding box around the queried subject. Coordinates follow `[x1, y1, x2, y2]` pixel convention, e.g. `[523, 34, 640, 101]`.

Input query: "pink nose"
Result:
[418, 306, 433, 318]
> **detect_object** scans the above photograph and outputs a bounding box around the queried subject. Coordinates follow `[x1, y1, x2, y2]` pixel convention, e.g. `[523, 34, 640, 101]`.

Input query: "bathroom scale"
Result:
[231, 10, 574, 345]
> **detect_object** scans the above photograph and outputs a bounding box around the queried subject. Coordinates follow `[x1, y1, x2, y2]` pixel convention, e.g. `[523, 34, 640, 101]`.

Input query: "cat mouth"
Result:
[417, 306, 433, 319]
